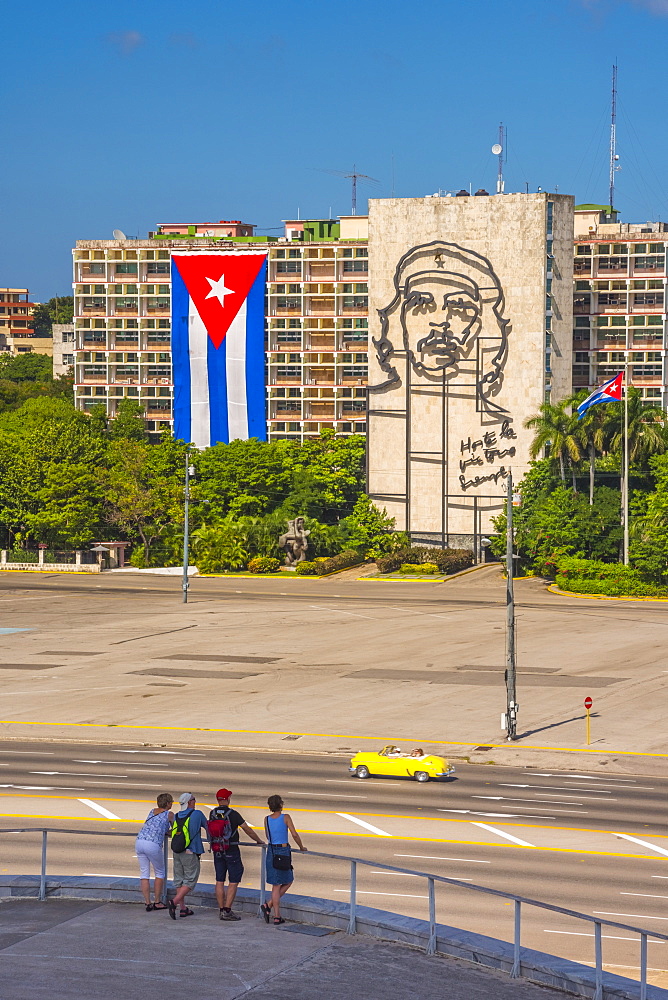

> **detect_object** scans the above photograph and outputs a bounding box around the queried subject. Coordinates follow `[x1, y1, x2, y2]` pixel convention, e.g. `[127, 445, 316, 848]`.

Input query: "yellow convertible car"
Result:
[349, 745, 455, 783]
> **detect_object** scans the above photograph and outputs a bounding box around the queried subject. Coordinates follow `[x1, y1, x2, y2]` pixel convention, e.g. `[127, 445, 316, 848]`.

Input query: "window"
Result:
[342, 296, 367, 308]
[62, 354, 74, 365]
[277, 297, 300, 309]
[343, 365, 366, 377]
[575, 281, 590, 291]
[115, 297, 138, 309]
[575, 317, 590, 328]
[343, 260, 368, 272]
[355, 248, 368, 257]
[288, 319, 301, 329]
[577, 245, 593, 255]
[147, 263, 169, 274]
[287, 284, 300, 294]
[88, 263, 105, 274]
[574, 352, 589, 363]
[115, 263, 138, 275]
[288, 248, 301, 258]
[277, 261, 301, 273]
[277, 366, 300, 377]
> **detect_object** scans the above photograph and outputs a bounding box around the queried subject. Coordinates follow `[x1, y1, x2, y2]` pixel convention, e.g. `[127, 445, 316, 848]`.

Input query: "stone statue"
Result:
[279, 517, 311, 565]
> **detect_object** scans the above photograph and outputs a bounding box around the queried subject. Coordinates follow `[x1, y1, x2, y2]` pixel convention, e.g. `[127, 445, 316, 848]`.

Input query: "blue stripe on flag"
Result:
[245, 259, 267, 441]
[207, 329, 228, 446]
[171, 261, 191, 444]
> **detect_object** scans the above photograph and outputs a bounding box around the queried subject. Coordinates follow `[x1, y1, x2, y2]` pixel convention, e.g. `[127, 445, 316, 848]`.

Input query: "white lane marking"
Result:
[77, 798, 120, 820]
[651, 876, 668, 879]
[527, 773, 652, 789]
[309, 605, 375, 620]
[500, 783, 612, 794]
[112, 750, 206, 756]
[0, 750, 55, 755]
[472, 822, 535, 848]
[334, 889, 427, 899]
[474, 795, 586, 807]
[31, 772, 129, 778]
[336, 813, 391, 836]
[441, 809, 557, 820]
[395, 854, 490, 864]
[371, 870, 473, 881]
[284, 792, 368, 799]
[595, 911, 668, 921]
[621, 892, 668, 899]
[544, 930, 664, 943]
[617, 834, 668, 858]
[0, 784, 85, 790]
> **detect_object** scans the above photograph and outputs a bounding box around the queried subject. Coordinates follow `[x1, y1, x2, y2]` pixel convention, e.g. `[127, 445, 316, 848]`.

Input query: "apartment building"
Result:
[0, 288, 51, 356]
[72, 216, 369, 442]
[573, 205, 668, 406]
[52, 323, 75, 376]
[267, 215, 368, 441]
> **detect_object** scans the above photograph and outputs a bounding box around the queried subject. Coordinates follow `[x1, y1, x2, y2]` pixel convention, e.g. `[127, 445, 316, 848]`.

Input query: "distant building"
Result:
[573, 205, 668, 407]
[0, 287, 52, 357]
[71, 216, 369, 442]
[52, 323, 75, 376]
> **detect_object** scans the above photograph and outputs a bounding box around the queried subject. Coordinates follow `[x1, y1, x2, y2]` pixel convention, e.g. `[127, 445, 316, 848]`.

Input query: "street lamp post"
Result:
[182, 451, 194, 604]
[505, 473, 518, 741]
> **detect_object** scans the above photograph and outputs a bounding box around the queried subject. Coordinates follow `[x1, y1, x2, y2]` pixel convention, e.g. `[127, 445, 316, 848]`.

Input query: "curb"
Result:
[1, 875, 661, 1000]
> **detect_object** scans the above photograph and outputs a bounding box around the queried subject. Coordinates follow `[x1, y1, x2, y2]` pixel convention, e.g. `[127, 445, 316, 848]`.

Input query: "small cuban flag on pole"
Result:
[171, 251, 268, 448]
[576, 371, 623, 420]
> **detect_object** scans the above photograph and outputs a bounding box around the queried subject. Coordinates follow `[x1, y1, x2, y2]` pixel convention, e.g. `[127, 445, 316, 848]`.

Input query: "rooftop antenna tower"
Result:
[492, 123, 505, 194]
[609, 63, 619, 213]
[315, 164, 380, 215]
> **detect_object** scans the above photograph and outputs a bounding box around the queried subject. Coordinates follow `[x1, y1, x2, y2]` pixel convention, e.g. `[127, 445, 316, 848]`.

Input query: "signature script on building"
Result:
[459, 420, 517, 491]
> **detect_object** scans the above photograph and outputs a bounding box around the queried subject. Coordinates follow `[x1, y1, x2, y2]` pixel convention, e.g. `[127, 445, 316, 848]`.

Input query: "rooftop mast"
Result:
[609, 63, 618, 213]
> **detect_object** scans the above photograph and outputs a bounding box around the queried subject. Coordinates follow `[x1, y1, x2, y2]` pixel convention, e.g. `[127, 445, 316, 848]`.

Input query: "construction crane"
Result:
[314, 164, 380, 216]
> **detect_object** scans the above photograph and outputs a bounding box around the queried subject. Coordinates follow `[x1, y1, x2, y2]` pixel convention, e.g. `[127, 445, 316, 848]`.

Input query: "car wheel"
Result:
[355, 765, 370, 779]
[414, 771, 429, 783]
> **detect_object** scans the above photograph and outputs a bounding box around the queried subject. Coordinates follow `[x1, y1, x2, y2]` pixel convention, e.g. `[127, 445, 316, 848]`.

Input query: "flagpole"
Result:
[623, 361, 629, 566]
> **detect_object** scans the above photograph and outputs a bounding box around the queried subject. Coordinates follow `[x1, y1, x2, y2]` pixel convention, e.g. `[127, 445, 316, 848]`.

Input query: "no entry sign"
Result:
[584, 696, 593, 710]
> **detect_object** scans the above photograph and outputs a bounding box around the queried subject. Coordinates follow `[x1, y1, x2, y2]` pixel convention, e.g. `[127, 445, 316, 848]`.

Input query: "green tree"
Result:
[525, 399, 583, 484]
[571, 393, 608, 505]
[109, 398, 148, 441]
[105, 437, 186, 564]
[341, 494, 407, 559]
[192, 521, 249, 573]
[631, 453, 668, 583]
[605, 387, 666, 466]
[31, 296, 74, 336]
[0, 353, 52, 382]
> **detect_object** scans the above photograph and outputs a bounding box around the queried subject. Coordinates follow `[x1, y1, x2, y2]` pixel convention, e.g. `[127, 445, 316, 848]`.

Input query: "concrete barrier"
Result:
[1, 875, 663, 1000]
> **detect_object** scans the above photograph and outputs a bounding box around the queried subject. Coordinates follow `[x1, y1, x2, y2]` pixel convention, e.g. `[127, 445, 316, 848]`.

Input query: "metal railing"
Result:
[1, 827, 665, 1000]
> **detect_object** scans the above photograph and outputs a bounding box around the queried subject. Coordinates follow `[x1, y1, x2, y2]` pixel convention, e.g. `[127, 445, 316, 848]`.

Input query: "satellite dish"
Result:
[491, 143, 502, 155]
[113, 229, 127, 241]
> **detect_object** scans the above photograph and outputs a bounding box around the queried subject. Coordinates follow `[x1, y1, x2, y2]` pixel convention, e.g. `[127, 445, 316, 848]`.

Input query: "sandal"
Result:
[260, 903, 271, 924]
[273, 917, 285, 925]
[145, 903, 154, 912]
[152, 902, 168, 910]
[168, 899, 176, 920]
[180, 907, 194, 918]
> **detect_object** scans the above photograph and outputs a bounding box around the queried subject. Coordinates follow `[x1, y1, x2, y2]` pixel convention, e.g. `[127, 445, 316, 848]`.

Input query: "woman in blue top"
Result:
[261, 794, 307, 925]
[135, 792, 174, 910]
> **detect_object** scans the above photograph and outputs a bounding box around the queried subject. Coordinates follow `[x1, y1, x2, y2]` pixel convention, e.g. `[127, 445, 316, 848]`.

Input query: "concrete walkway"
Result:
[0, 899, 587, 1000]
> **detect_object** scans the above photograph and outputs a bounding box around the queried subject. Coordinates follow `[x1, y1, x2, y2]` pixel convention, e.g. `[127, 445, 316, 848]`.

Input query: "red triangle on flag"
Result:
[602, 371, 623, 401]
[173, 253, 266, 349]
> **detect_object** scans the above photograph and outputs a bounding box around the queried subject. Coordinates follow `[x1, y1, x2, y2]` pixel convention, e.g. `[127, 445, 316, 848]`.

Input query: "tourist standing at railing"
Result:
[169, 792, 209, 920]
[135, 792, 173, 911]
[261, 795, 307, 926]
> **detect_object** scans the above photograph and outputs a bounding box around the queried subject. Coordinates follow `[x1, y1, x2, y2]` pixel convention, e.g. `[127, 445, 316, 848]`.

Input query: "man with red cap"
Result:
[209, 788, 264, 920]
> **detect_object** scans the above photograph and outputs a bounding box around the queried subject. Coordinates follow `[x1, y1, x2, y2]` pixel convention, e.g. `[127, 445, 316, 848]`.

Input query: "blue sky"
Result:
[3, 0, 668, 300]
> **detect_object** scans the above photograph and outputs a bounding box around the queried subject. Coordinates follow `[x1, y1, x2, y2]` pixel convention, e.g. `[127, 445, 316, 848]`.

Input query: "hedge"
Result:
[554, 555, 668, 598]
[295, 549, 361, 577]
[247, 556, 281, 574]
[400, 562, 439, 575]
[376, 546, 473, 575]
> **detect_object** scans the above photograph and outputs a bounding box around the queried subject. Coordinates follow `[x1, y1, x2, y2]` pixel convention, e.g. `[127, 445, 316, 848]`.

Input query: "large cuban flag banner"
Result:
[171, 251, 267, 448]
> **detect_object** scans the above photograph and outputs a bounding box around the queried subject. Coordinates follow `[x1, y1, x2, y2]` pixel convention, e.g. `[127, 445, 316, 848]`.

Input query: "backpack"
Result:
[171, 809, 193, 854]
[209, 808, 232, 854]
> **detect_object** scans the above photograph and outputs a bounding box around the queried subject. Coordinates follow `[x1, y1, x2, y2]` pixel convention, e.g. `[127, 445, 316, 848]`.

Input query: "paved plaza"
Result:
[0, 566, 667, 770]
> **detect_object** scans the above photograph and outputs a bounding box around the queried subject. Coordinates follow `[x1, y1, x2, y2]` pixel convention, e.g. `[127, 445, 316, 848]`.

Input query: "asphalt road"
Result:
[1, 739, 667, 985]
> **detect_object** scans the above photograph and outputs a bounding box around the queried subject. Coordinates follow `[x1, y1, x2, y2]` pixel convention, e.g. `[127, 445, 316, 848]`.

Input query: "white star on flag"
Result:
[205, 274, 234, 306]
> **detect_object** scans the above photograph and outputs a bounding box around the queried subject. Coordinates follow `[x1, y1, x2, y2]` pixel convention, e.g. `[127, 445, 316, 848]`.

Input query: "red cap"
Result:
[216, 788, 232, 799]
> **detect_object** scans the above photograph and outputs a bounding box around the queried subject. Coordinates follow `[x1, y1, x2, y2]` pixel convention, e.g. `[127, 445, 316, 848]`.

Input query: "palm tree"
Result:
[570, 392, 608, 505]
[525, 400, 583, 484]
[605, 387, 667, 466]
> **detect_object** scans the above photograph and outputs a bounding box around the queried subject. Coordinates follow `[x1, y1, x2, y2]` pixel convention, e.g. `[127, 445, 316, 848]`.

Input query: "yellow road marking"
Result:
[1, 719, 665, 759]
[0, 812, 665, 861]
